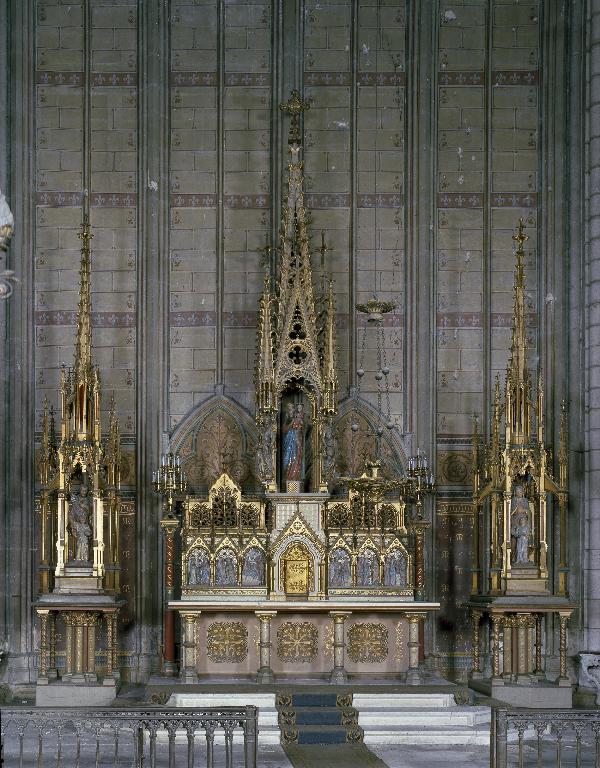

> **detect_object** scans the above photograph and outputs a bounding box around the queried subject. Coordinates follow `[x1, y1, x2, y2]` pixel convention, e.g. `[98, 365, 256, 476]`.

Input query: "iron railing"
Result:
[491, 707, 600, 768]
[0, 705, 258, 768]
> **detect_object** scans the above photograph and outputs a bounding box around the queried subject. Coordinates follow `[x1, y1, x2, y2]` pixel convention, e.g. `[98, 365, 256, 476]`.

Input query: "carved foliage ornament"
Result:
[347, 622, 388, 664]
[178, 410, 255, 490]
[206, 622, 248, 663]
[276, 621, 318, 663]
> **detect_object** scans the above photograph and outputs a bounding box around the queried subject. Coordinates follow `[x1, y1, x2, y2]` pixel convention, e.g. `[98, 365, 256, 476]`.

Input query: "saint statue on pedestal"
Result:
[510, 484, 531, 565]
[69, 484, 92, 562]
[282, 401, 306, 484]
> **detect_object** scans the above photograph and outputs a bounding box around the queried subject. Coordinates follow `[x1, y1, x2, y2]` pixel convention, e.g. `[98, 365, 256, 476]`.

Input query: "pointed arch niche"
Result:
[334, 395, 408, 484]
[170, 396, 260, 494]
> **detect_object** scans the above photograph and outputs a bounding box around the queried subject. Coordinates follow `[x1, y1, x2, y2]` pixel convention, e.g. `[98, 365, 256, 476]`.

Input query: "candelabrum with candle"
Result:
[152, 453, 187, 519]
[400, 450, 435, 520]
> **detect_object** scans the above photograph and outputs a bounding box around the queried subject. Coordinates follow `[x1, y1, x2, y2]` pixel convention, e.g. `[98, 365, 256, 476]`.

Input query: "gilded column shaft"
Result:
[49, 613, 57, 674]
[87, 623, 95, 674]
[65, 618, 73, 675]
[471, 610, 482, 675]
[38, 611, 48, 677]
[491, 616, 501, 679]
[502, 618, 512, 678]
[516, 616, 527, 676]
[75, 624, 84, 675]
[105, 613, 114, 676]
[534, 614, 543, 674]
[558, 614, 569, 681]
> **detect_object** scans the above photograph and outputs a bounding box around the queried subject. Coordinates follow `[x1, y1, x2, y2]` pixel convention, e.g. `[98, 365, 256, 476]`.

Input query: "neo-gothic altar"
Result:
[164, 93, 439, 684]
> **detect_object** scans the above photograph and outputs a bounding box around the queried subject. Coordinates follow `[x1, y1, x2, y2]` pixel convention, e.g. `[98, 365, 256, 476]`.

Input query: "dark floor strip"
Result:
[283, 743, 389, 768]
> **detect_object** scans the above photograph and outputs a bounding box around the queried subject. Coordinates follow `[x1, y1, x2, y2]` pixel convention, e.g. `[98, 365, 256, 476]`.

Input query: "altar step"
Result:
[354, 693, 491, 746]
[167, 692, 281, 744]
[276, 692, 363, 745]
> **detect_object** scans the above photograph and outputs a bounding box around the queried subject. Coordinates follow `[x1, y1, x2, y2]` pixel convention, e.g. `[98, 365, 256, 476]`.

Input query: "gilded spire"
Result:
[105, 394, 121, 488]
[74, 216, 94, 381]
[505, 218, 531, 443]
[39, 397, 56, 486]
[272, 91, 322, 395]
[559, 399, 568, 489]
[256, 275, 275, 413]
[322, 278, 337, 414]
[508, 219, 528, 386]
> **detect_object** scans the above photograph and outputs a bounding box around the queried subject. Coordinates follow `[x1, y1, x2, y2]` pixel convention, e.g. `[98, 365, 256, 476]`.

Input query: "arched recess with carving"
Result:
[334, 395, 408, 483]
[170, 395, 260, 494]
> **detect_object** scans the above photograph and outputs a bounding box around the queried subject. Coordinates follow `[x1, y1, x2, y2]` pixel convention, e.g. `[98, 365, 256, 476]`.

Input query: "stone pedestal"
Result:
[35, 594, 122, 706]
[467, 598, 574, 708]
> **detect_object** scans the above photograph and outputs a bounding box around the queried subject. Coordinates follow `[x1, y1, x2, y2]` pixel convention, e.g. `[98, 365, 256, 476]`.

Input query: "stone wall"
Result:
[0, 0, 585, 684]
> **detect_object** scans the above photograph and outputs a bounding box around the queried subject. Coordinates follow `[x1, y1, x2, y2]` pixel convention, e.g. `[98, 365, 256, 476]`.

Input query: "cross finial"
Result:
[77, 215, 94, 246]
[318, 230, 332, 259]
[318, 230, 333, 274]
[258, 232, 274, 269]
[512, 217, 528, 251]
[280, 89, 311, 145]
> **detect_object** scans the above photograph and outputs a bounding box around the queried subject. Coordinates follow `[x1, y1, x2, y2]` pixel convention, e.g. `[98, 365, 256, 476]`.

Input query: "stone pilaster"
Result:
[3, 0, 37, 685]
[584, 0, 600, 653]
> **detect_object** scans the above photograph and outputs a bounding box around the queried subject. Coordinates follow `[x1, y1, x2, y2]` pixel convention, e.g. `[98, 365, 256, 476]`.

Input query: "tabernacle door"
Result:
[283, 543, 310, 596]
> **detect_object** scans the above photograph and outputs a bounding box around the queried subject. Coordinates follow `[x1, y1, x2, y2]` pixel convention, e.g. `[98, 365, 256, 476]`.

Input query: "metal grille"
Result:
[491, 708, 600, 768]
[0, 706, 258, 768]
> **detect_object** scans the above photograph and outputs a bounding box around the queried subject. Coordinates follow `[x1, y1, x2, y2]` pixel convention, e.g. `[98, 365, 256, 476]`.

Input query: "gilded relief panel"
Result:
[206, 621, 248, 664]
[347, 622, 388, 664]
[276, 621, 318, 664]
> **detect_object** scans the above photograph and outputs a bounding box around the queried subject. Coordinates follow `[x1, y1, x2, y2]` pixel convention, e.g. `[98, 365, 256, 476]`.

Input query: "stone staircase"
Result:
[354, 693, 491, 746]
[276, 692, 363, 745]
[167, 692, 281, 744]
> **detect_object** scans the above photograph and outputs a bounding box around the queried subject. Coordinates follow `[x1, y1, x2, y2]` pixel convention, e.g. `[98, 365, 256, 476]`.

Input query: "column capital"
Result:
[329, 610, 352, 622]
[404, 612, 427, 623]
[255, 611, 277, 621]
[160, 518, 180, 536]
[180, 610, 200, 622]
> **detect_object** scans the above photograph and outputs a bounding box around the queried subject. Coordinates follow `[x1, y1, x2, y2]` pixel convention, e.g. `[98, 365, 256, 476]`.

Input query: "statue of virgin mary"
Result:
[282, 401, 305, 482]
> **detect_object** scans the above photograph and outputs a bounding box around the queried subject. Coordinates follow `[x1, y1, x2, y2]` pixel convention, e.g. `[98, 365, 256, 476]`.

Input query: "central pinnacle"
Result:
[280, 89, 311, 145]
[512, 217, 528, 252]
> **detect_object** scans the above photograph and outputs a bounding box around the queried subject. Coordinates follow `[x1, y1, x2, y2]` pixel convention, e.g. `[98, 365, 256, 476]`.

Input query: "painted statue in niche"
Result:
[510, 483, 531, 565]
[384, 549, 407, 587]
[329, 547, 351, 587]
[69, 484, 92, 562]
[187, 548, 210, 586]
[242, 547, 265, 586]
[357, 548, 379, 587]
[215, 548, 238, 585]
[280, 393, 311, 490]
